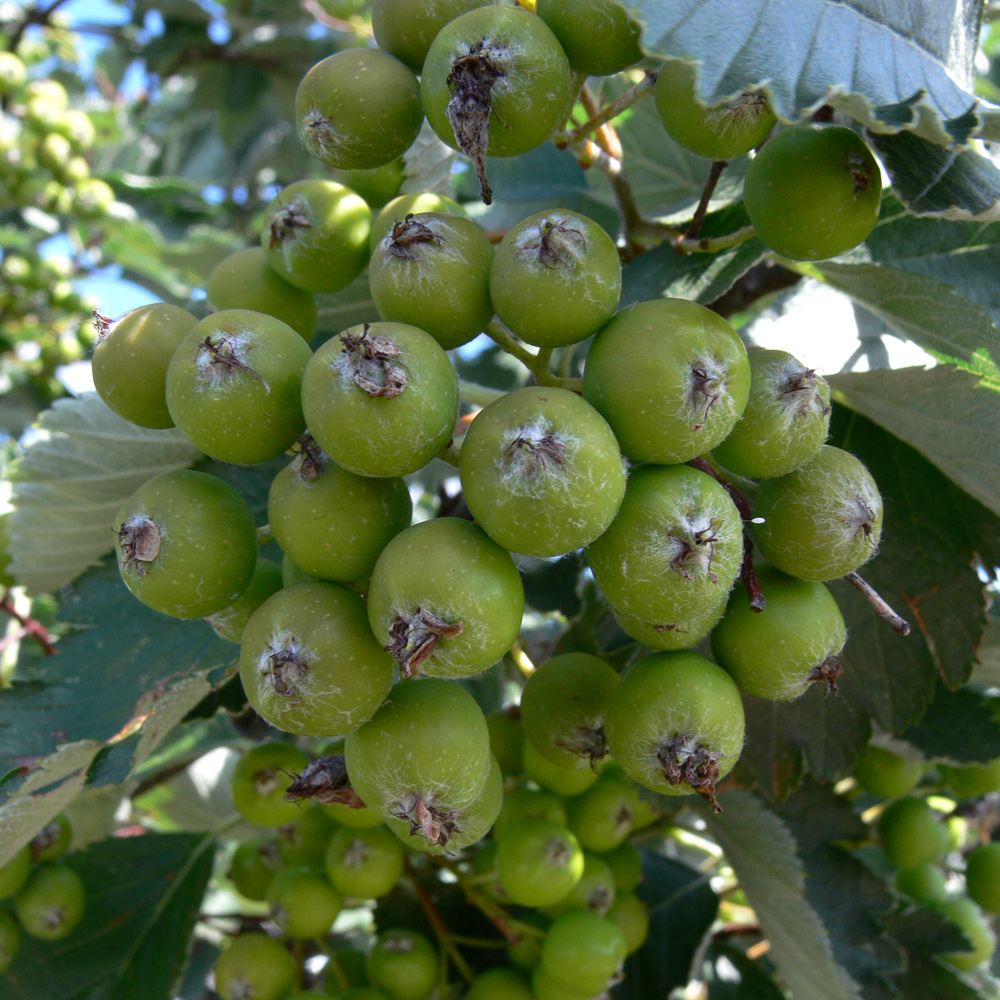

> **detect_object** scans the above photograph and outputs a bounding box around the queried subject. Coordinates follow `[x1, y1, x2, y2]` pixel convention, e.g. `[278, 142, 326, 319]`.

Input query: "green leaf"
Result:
[702, 943, 787, 1000]
[878, 909, 984, 1000]
[8, 393, 202, 595]
[701, 789, 862, 1000]
[866, 195, 1000, 324]
[811, 262, 1000, 390]
[771, 782, 903, 996]
[868, 131, 1000, 221]
[621, 202, 766, 307]
[627, 0, 986, 147]
[401, 121, 457, 197]
[829, 365, 1000, 517]
[1, 831, 217, 1000]
[613, 852, 719, 999]
[897, 685, 1000, 764]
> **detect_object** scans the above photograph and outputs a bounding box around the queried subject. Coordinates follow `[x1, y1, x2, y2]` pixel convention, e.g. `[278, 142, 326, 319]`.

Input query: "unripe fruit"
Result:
[277, 804, 337, 867]
[465, 967, 534, 1000]
[231, 742, 311, 827]
[0, 53, 26, 95]
[0, 845, 31, 899]
[229, 837, 283, 901]
[14, 864, 86, 940]
[753, 445, 883, 582]
[495, 785, 568, 841]
[266, 866, 343, 938]
[268, 437, 412, 583]
[603, 841, 643, 892]
[325, 825, 405, 898]
[712, 349, 831, 478]
[333, 157, 404, 208]
[966, 843, 1000, 913]
[296, 48, 424, 170]
[606, 890, 649, 954]
[540, 908, 628, 996]
[852, 745, 925, 799]
[301, 322, 459, 478]
[544, 851, 617, 917]
[370, 192, 466, 252]
[460, 387, 626, 557]
[168, 308, 312, 464]
[744, 124, 882, 261]
[368, 212, 494, 350]
[91, 302, 198, 428]
[72, 177, 116, 218]
[487, 706, 524, 777]
[0, 910, 19, 972]
[114, 469, 257, 620]
[565, 774, 635, 853]
[606, 652, 746, 811]
[30, 813, 72, 863]
[206, 247, 317, 340]
[385, 751, 504, 855]
[655, 60, 776, 160]
[893, 861, 948, 904]
[367, 518, 524, 679]
[583, 298, 750, 464]
[710, 567, 847, 700]
[367, 929, 438, 1000]
[934, 896, 997, 971]
[421, 5, 572, 202]
[261, 179, 371, 294]
[523, 739, 598, 797]
[206, 557, 283, 643]
[612, 594, 730, 653]
[239, 581, 395, 737]
[536, 0, 643, 76]
[520, 653, 619, 769]
[939, 758, 1000, 799]
[877, 796, 950, 870]
[213, 933, 296, 1000]
[531, 965, 592, 1000]
[489, 210, 621, 348]
[497, 818, 585, 908]
[586, 464, 743, 639]
[345, 678, 493, 846]
[372, 0, 491, 72]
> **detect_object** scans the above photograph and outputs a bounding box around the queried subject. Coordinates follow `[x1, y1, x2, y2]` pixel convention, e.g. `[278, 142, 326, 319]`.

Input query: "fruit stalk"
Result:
[845, 571, 911, 636]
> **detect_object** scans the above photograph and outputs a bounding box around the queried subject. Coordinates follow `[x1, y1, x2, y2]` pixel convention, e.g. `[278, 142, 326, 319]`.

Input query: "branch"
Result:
[1, 590, 58, 655]
[555, 73, 657, 148]
[6, 0, 72, 54]
[458, 380, 505, 408]
[405, 859, 476, 986]
[484, 320, 579, 390]
[682, 160, 728, 242]
[846, 572, 911, 636]
[674, 225, 757, 254]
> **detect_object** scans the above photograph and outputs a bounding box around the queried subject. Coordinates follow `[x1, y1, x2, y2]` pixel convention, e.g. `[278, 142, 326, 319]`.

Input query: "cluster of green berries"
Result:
[0, 58, 113, 398]
[214, 712, 655, 1000]
[0, 814, 81, 971]
[853, 745, 1000, 972]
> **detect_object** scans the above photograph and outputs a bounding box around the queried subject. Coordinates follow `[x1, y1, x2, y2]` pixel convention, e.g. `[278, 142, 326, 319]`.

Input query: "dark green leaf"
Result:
[628, 0, 985, 146]
[829, 366, 1000, 518]
[897, 686, 1000, 764]
[772, 782, 903, 995]
[0, 832, 216, 1000]
[612, 852, 718, 1000]
[521, 554, 585, 619]
[702, 943, 787, 1000]
[868, 131, 1000, 221]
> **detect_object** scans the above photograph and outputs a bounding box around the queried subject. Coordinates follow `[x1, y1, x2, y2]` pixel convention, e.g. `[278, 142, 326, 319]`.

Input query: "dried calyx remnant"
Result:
[291, 433, 327, 481]
[391, 795, 459, 847]
[386, 606, 465, 677]
[446, 40, 502, 204]
[93, 309, 112, 339]
[197, 334, 264, 384]
[688, 363, 726, 431]
[118, 517, 160, 576]
[284, 755, 366, 809]
[848, 152, 873, 195]
[503, 427, 565, 477]
[780, 368, 831, 416]
[668, 519, 719, 583]
[264, 643, 308, 706]
[387, 214, 441, 260]
[268, 199, 311, 248]
[808, 654, 843, 695]
[556, 726, 609, 768]
[657, 734, 724, 813]
[341, 324, 408, 398]
[526, 218, 587, 269]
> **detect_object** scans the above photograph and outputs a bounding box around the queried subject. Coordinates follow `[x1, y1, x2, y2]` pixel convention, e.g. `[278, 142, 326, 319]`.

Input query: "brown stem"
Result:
[682, 160, 728, 242]
[405, 859, 476, 985]
[578, 85, 624, 161]
[714, 922, 763, 939]
[686, 458, 753, 520]
[429, 856, 523, 946]
[845, 572, 911, 636]
[1, 590, 58, 655]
